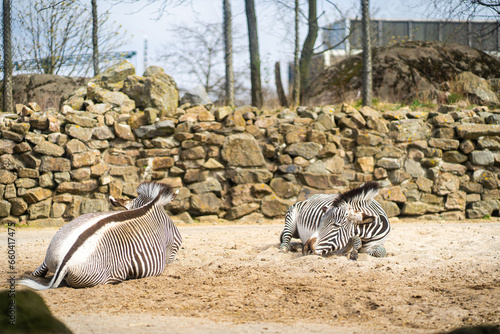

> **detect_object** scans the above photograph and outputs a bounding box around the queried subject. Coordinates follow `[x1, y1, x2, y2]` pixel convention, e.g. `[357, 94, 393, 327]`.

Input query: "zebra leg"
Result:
[349, 236, 362, 261]
[280, 212, 297, 252]
[32, 262, 49, 277]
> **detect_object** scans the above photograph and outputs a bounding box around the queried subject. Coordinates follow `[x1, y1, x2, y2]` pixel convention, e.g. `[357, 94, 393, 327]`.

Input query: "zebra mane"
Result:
[136, 182, 177, 207]
[331, 182, 380, 207]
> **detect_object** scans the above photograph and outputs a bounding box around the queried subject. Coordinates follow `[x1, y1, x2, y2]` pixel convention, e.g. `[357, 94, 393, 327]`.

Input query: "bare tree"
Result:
[291, 0, 300, 107]
[299, 0, 318, 104]
[14, 0, 128, 76]
[245, 0, 263, 108]
[92, 0, 99, 76]
[159, 22, 225, 101]
[2, 0, 12, 113]
[361, 0, 372, 106]
[223, 0, 235, 108]
[421, 0, 500, 19]
[274, 61, 288, 106]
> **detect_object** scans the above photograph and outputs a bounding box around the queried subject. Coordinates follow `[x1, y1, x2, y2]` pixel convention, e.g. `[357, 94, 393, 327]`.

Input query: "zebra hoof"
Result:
[369, 246, 387, 258]
[279, 245, 290, 253]
[349, 251, 358, 261]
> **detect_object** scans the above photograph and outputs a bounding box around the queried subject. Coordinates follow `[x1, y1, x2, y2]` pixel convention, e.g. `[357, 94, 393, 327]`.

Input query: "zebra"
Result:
[20, 182, 182, 290]
[303, 182, 389, 260]
[280, 182, 390, 259]
[279, 194, 337, 252]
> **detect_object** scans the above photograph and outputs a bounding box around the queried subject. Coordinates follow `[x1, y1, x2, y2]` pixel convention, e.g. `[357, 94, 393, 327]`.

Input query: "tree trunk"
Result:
[361, 0, 372, 106]
[274, 62, 288, 107]
[292, 0, 301, 107]
[92, 0, 99, 76]
[245, 0, 263, 108]
[2, 0, 13, 113]
[223, 0, 235, 107]
[299, 0, 318, 104]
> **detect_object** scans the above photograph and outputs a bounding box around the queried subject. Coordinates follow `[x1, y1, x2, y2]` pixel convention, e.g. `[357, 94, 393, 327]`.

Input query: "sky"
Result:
[104, 0, 430, 96]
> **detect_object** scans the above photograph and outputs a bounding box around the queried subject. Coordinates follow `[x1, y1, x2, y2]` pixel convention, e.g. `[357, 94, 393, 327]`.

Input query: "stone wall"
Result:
[2, 61, 500, 227]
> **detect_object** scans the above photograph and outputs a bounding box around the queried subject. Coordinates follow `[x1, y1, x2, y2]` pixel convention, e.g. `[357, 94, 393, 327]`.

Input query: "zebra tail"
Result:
[19, 264, 68, 291]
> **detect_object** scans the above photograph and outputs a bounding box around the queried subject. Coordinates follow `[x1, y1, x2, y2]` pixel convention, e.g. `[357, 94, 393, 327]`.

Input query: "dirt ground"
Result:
[1, 218, 500, 334]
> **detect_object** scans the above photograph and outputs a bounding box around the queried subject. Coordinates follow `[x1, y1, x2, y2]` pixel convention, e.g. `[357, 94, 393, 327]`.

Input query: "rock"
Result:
[65, 114, 97, 128]
[28, 198, 52, 219]
[80, 198, 108, 214]
[187, 178, 222, 194]
[472, 169, 498, 189]
[297, 172, 348, 189]
[93, 59, 135, 90]
[169, 211, 192, 224]
[456, 71, 499, 105]
[227, 168, 273, 184]
[356, 156, 375, 173]
[33, 140, 65, 156]
[65, 124, 93, 142]
[270, 178, 300, 199]
[376, 158, 401, 170]
[445, 191, 467, 210]
[222, 133, 266, 167]
[456, 123, 500, 139]
[389, 119, 431, 142]
[428, 138, 460, 150]
[57, 180, 99, 194]
[225, 203, 260, 220]
[0, 200, 12, 217]
[324, 156, 345, 174]
[133, 120, 175, 139]
[466, 200, 500, 218]
[40, 157, 71, 172]
[470, 150, 494, 166]
[433, 173, 460, 195]
[71, 152, 96, 168]
[180, 147, 205, 160]
[20, 187, 52, 204]
[308, 40, 500, 105]
[379, 186, 407, 202]
[285, 142, 322, 160]
[261, 195, 293, 217]
[92, 126, 115, 140]
[443, 151, 468, 163]
[229, 185, 256, 206]
[190, 192, 223, 215]
[378, 200, 400, 217]
[123, 67, 179, 117]
[114, 123, 136, 141]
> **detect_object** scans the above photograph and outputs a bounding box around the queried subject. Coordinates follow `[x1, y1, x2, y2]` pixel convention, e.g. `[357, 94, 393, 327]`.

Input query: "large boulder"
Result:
[308, 41, 500, 104]
[1, 74, 88, 112]
[123, 66, 179, 117]
[221, 133, 266, 167]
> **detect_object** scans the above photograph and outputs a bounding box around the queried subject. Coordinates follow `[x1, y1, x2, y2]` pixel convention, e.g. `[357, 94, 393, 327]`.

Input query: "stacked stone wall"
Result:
[2, 62, 500, 226]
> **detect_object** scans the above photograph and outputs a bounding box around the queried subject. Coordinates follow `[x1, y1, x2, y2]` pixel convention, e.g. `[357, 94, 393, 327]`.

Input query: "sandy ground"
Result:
[1, 219, 500, 334]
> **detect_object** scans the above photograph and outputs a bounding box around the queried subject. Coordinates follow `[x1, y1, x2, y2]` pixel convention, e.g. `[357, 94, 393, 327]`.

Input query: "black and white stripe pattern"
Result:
[20, 182, 182, 290]
[280, 182, 391, 258]
[280, 194, 338, 251]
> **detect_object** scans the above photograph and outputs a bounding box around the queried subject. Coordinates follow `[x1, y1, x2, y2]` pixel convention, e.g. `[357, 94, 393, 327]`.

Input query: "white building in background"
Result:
[322, 18, 500, 66]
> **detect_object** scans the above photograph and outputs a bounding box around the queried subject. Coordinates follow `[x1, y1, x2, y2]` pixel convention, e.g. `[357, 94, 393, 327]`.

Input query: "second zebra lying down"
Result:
[280, 182, 390, 259]
[20, 182, 181, 290]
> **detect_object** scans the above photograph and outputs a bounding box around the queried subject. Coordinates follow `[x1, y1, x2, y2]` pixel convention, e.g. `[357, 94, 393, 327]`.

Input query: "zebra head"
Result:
[109, 182, 179, 210]
[302, 182, 380, 257]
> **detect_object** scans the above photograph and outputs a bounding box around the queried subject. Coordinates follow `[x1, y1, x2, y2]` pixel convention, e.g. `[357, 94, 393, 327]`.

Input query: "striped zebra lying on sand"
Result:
[280, 182, 390, 259]
[20, 182, 182, 290]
